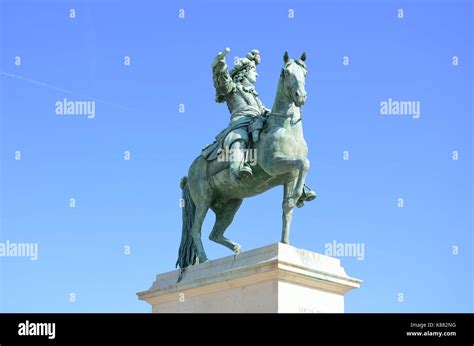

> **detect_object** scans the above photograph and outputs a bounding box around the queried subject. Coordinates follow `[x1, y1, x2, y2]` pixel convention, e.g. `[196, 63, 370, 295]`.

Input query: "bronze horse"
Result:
[177, 52, 311, 268]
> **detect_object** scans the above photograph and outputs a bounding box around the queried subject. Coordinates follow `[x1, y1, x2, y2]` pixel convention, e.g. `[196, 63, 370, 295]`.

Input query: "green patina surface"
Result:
[177, 48, 316, 268]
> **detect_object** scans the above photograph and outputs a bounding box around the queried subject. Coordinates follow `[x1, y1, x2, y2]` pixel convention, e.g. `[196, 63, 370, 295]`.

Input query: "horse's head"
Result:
[281, 51, 307, 107]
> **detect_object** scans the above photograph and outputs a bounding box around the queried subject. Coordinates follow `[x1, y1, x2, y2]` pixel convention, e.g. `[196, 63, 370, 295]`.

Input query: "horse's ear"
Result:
[283, 51, 289, 63]
[300, 52, 306, 62]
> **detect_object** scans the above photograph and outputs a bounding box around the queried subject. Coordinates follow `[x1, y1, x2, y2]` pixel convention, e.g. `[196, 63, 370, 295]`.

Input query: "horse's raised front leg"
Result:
[264, 156, 310, 204]
[291, 158, 310, 204]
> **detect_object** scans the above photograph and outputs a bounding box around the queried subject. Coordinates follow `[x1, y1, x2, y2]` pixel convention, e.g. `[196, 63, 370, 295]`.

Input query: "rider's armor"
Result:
[212, 50, 269, 180]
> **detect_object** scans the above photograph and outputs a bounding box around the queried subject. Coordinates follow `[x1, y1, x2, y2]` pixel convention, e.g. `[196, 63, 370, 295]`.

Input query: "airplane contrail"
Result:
[0, 71, 134, 111]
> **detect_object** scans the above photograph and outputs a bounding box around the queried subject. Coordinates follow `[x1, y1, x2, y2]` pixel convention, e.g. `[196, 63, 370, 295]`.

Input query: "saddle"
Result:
[201, 115, 264, 161]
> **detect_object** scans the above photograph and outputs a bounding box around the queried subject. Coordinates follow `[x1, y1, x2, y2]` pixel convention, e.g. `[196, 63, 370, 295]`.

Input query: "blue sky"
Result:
[0, 0, 472, 312]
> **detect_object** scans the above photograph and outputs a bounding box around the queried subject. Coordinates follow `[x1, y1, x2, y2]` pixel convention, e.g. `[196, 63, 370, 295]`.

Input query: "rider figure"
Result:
[212, 48, 270, 180]
[212, 48, 316, 206]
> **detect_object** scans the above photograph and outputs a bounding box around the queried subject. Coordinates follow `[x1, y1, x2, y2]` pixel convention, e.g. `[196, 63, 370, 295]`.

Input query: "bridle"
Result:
[270, 60, 307, 126]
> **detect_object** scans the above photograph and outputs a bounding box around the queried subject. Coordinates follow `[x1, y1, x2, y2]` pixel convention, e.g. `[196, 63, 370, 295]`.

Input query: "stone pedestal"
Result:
[137, 243, 362, 313]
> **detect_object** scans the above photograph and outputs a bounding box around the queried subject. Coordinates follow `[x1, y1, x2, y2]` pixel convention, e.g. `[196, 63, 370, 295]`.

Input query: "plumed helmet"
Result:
[246, 49, 261, 64]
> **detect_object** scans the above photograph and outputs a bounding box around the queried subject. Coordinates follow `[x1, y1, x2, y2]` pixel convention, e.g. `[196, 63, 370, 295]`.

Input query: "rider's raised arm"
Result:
[211, 48, 234, 102]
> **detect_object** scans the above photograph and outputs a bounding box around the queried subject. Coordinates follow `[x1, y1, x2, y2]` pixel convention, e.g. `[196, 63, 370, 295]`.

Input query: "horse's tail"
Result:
[176, 176, 199, 268]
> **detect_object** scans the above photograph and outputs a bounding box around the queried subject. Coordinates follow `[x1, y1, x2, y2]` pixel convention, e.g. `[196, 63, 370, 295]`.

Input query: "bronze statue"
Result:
[177, 49, 316, 268]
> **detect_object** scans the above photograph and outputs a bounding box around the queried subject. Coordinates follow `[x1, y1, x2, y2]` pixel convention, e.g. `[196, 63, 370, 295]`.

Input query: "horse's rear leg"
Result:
[209, 199, 243, 254]
[191, 204, 210, 263]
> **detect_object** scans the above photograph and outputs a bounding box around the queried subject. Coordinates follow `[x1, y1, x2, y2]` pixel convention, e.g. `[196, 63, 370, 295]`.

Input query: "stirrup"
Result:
[238, 165, 253, 180]
[296, 185, 317, 208]
[302, 184, 317, 201]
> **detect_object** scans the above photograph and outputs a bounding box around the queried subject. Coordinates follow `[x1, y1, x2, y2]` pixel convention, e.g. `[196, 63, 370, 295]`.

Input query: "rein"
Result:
[269, 59, 305, 127]
[269, 110, 302, 126]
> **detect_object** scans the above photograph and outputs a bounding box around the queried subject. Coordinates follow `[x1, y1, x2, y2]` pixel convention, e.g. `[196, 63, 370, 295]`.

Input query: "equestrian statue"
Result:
[177, 48, 316, 268]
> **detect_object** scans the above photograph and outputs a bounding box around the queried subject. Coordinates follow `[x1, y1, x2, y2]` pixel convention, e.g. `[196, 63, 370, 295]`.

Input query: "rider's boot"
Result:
[229, 140, 252, 180]
[251, 130, 260, 143]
